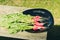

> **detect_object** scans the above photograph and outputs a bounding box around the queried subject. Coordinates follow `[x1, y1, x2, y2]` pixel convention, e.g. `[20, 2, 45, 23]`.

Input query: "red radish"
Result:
[33, 22, 44, 31]
[33, 25, 38, 31]
[34, 22, 44, 26]
[32, 16, 40, 22]
[32, 16, 45, 31]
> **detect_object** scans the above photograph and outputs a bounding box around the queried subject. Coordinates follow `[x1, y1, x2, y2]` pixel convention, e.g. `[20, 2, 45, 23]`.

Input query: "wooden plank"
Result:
[0, 27, 47, 40]
[0, 5, 47, 40]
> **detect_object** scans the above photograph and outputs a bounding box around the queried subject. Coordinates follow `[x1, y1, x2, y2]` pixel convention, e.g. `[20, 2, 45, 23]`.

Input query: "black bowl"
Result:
[23, 8, 54, 33]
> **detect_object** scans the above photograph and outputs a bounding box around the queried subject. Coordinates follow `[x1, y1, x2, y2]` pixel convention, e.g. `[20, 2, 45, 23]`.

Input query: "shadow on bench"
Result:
[0, 36, 28, 40]
[47, 25, 60, 40]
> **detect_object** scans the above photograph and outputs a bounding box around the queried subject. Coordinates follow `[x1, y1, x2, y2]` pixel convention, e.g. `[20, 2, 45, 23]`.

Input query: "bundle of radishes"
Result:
[32, 16, 46, 31]
[0, 13, 47, 34]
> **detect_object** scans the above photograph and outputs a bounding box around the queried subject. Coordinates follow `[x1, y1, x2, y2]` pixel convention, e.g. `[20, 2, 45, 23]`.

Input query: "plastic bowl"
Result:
[23, 8, 54, 33]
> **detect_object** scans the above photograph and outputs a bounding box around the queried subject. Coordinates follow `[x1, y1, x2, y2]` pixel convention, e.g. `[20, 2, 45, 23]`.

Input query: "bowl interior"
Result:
[23, 8, 54, 33]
